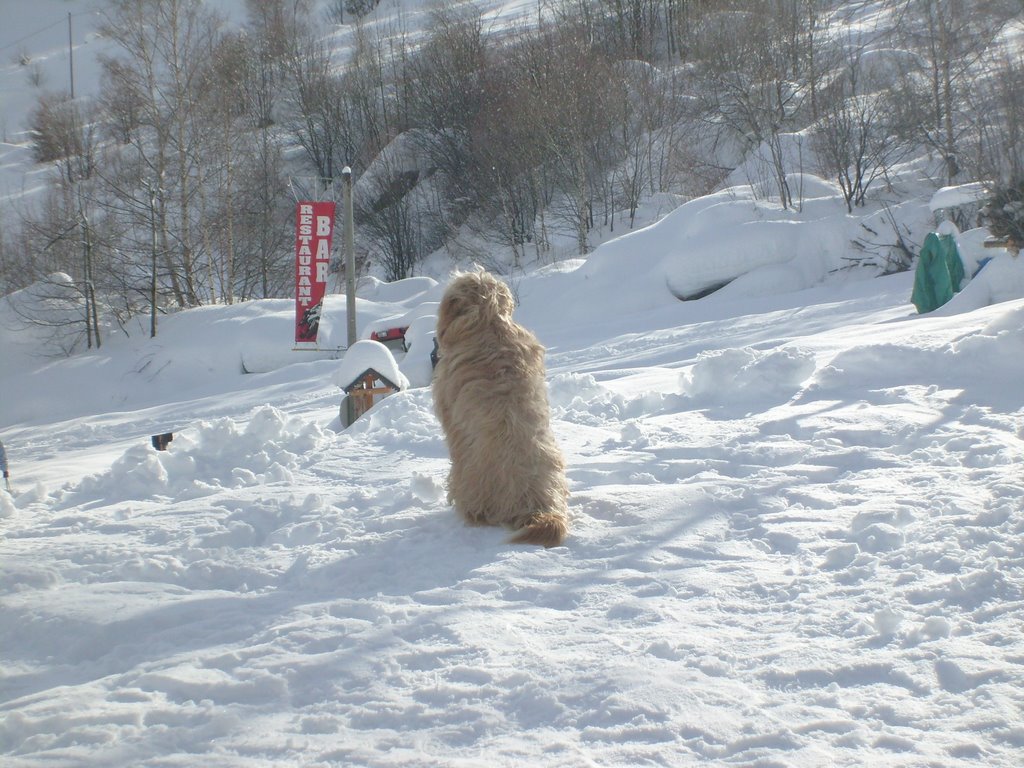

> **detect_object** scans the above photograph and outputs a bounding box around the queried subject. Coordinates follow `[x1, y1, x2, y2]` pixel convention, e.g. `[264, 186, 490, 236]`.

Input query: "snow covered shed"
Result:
[333, 340, 409, 427]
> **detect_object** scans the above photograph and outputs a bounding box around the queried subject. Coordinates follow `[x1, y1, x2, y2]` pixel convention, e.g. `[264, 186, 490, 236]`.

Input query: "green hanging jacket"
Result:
[911, 232, 965, 314]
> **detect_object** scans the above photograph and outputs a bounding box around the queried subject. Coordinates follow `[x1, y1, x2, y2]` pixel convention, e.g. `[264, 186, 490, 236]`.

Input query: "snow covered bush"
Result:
[980, 179, 1024, 246]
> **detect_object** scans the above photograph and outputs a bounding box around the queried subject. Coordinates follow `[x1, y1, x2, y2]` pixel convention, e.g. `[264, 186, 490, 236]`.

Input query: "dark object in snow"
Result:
[0, 438, 10, 492]
[430, 337, 440, 370]
[151, 432, 174, 451]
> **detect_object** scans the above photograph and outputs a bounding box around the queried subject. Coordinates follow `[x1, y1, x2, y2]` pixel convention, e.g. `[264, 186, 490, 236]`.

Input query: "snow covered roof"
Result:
[929, 182, 991, 211]
[332, 339, 409, 392]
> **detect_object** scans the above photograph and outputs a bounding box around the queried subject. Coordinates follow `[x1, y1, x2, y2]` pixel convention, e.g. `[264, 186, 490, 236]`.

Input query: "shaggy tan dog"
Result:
[432, 270, 569, 547]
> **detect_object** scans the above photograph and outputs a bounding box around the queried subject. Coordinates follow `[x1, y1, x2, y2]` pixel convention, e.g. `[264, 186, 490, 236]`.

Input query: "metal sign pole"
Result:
[342, 167, 356, 348]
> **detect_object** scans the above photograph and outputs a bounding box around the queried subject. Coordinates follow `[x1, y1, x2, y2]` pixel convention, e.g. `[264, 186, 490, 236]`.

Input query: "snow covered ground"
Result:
[2, 1, 1024, 764]
[2, 187, 1024, 765]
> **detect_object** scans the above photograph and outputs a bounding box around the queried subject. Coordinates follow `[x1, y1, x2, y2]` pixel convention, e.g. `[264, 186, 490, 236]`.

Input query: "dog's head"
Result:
[437, 270, 515, 347]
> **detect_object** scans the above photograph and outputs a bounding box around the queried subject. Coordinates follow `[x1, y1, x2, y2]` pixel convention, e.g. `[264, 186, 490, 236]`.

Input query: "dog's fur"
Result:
[432, 270, 569, 547]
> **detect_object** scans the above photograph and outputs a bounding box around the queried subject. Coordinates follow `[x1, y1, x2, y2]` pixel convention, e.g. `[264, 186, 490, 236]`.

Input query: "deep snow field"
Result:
[2, 173, 1024, 766]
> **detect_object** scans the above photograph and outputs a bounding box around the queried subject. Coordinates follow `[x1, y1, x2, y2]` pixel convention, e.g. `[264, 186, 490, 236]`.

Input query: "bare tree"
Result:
[0, 218, 9, 295]
[813, 44, 914, 212]
[466, 56, 554, 263]
[195, 34, 251, 304]
[975, 53, 1024, 183]
[609, 61, 690, 229]
[11, 178, 115, 351]
[4, 274, 94, 357]
[693, 4, 806, 208]
[520, 19, 620, 254]
[28, 93, 78, 163]
[588, 0, 665, 61]
[355, 152, 436, 281]
[343, 24, 399, 165]
[893, 0, 1019, 183]
[232, 144, 293, 300]
[406, 6, 487, 195]
[283, 32, 348, 180]
[99, 0, 227, 308]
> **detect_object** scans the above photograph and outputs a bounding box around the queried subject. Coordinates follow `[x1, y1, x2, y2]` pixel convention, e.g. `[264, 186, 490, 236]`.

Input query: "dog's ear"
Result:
[480, 275, 515, 322]
[494, 280, 515, 319]
[437, 287, 470, 341]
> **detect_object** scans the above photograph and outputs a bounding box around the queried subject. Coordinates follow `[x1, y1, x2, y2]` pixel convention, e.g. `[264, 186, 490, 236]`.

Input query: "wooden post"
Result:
[984, 237, 1020, 255]
[341, 369, 400, 427]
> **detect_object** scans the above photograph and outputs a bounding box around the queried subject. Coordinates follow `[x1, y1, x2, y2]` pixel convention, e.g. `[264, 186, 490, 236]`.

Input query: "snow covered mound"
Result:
[682, 345, 817, 414]
[399, 313, 439, 388]
[517, 174, 937, 329]
[62, 405, 328, 507]
[0, 274, 89, 362]
[356, 275, 440, 305]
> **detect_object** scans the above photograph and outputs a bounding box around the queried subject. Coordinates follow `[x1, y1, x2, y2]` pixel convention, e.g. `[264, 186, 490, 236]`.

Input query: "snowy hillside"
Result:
[3, 186, 1024, 764]
[0, 0, 547, 205]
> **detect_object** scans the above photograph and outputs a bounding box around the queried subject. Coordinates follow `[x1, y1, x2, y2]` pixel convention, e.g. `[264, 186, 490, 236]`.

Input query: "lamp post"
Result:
[342, 166, 356, 348]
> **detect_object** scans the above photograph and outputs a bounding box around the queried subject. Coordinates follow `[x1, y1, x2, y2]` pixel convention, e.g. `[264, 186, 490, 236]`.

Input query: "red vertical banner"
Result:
[295, 201, 336, 344]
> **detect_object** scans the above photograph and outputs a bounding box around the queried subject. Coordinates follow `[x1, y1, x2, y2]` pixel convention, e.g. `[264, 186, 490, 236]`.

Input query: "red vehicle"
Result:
[370, 326, 408, 351]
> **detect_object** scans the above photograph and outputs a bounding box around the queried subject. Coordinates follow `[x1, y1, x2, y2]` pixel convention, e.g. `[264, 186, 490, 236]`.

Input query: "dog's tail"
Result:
[509, 512, 568, 548]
